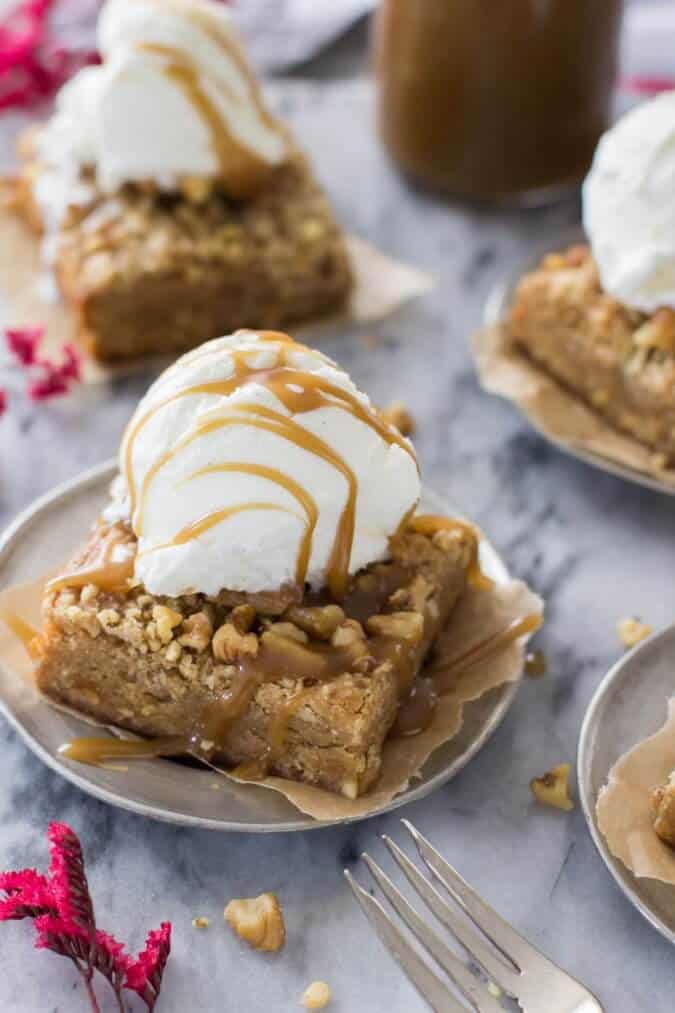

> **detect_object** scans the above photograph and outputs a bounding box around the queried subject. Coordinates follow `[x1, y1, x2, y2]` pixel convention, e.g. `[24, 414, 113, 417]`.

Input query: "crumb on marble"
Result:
[530, 763, 574, 812]
[617, 617, 653, 649]
[192, 916, 210, 929]
[301, 981, 332, 1009]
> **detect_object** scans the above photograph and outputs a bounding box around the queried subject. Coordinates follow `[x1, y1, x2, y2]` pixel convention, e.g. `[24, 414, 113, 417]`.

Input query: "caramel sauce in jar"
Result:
[374, 0, 623, 202]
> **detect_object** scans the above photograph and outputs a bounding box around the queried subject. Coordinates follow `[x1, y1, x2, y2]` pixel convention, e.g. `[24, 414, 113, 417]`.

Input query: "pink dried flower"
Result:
[27, 367, 70, 401]
[58, 342, 82, 382]
[125, 923, 172, 1010]
[0, 0, 99, 112]
[47, 822, 96, 936]
[0, 869, 55, 921]
[0, 822, 172, 1012]
[4, 325, 83, 403]
[93, 929, 133, 986]
[0, 389, 6, 416]
[27, 341, 83, 401]
[5, 325, 43, 365]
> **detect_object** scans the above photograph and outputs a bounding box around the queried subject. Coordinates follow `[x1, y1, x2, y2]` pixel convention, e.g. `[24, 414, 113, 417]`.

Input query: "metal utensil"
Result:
[346, 820, 603, 1012]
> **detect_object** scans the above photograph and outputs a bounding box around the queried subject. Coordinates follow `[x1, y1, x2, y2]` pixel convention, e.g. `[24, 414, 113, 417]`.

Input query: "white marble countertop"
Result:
[1, 72, 675, 1013]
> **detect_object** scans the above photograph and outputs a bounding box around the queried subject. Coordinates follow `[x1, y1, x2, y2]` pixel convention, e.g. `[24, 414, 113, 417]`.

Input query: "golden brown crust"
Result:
[13, 128, 353, 362]
[509, 244, 675, 465]
[35, 520, 471, 797]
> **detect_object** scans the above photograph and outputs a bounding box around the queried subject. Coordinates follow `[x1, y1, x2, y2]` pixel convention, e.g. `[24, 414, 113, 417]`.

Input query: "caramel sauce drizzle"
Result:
[124, 335, 416, 600]
[59, 736, 184, 766]
[0, 613, 42, 660]
[429, 613, 542, 694]
[180, 462, 318, 586]
[46, 523, 135, 595]
[163, 503, 292, 547]
[139, 28, 281, 199]
[408, 514, 493, 591]
[59, 612, 542, 771]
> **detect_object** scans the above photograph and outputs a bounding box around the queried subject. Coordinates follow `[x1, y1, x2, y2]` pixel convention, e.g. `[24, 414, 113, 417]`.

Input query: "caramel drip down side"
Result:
[0, 613, 42, 660]
[59, 736, 185, 766]
[408, 514, 493, 591]
[46, 524, 135, 594]
[429, 613, 542, 694]
[141, 44, 275, 199]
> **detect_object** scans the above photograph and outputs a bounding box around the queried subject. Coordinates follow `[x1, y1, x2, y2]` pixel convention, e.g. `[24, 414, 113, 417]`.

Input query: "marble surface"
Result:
[1, 75, 675, 1013]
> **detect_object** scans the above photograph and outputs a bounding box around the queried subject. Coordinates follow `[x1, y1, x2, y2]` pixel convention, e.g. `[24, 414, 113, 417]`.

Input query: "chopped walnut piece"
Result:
[380, 400, 415, 437]
[231, 604, 256, 634]
[224, 893, 285, 952]
[617, 617, 653, 649]
[301, 981, 332, 1009]
[178, 611, 213, 652]
[366, 611, 424, 643]
[191, 916, 210, 929]
[284, 604, 345, 640]
[212, 622, 259, 663]
[633, 309, 675, 353]
[267, 621, 308, 644]
[152, 605, 182, 644]
[331, 619, 365, 648]
[530, 763, 574, 811]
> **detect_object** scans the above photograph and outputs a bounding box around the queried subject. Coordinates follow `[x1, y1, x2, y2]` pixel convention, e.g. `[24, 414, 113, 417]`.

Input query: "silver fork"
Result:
[345, 820, 603, 1013]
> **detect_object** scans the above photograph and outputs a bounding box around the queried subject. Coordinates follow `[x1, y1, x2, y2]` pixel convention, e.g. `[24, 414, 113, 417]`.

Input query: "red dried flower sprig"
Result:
[2, 325, 82, 413]
[0, 822, 172, 1012]
[0, 0, 99, 112]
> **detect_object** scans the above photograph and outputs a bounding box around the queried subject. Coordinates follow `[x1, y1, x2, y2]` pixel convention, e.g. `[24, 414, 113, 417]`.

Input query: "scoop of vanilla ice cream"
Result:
[40, 0, 286, 195]
[583, 91, 675, 313]
[118, 332, 421, 598]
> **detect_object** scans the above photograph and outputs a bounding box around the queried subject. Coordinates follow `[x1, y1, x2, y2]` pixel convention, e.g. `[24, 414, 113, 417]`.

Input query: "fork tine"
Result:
[362, 853, 502, 1013]
[383, 834, 519, 995]
[402, 820, 536, 970]
[344, 870, 466, 1013]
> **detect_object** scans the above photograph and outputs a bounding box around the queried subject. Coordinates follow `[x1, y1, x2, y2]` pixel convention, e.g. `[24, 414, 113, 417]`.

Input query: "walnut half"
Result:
[224, 892, 285, 952]
[530, 764, 574, 811]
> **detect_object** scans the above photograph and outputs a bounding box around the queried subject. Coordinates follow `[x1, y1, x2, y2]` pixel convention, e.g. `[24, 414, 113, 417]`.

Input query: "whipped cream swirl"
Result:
[115, 331, 420, 599]
[583, 91, 675, 313]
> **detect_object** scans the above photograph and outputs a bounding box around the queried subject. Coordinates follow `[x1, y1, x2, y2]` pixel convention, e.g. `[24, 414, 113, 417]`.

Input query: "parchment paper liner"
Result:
[596, 698, 675, 884]
[0, 572, 541, 821]
[0, 202, 433, 385]
[472, 323, 675, 487]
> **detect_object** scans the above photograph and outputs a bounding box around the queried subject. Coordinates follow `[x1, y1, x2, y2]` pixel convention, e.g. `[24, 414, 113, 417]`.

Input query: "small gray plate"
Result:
[483, 227, 675, 498]
[0, 460, 522, 833]
[578, 625, 675, 945]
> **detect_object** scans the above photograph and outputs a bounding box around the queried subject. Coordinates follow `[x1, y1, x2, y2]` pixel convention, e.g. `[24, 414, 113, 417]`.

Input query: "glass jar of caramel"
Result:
[374, 0, 624, 203]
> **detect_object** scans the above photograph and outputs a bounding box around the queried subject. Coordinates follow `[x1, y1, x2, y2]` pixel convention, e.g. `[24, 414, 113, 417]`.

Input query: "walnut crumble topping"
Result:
[36, 518, 472, 797]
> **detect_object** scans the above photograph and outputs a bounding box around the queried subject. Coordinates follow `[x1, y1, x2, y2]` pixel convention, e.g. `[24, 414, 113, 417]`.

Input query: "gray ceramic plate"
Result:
[483, 227, 675, 498]
[578, 626, 675, 945]
[0, 460, 522, 833]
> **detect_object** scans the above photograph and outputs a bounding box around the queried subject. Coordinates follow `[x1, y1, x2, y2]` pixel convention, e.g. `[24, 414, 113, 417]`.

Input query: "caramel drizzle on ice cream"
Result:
[139, 8, 284, 200]
[124, 332, 416, 600]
